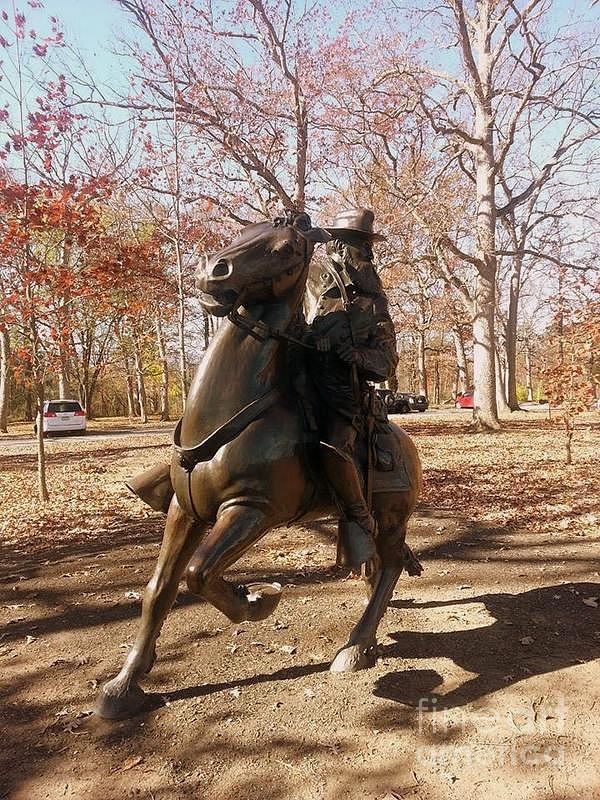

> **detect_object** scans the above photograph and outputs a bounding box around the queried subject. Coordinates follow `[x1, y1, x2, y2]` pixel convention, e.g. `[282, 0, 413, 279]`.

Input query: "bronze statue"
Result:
[96, 210, 422, 720]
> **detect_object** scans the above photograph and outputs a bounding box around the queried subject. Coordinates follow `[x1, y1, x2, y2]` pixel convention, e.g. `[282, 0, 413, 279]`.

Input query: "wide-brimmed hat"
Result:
[326, 207, 386, 241]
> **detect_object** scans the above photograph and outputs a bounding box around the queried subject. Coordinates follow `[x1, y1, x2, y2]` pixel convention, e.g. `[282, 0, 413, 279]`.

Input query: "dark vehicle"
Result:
[376, 389, 428, 414]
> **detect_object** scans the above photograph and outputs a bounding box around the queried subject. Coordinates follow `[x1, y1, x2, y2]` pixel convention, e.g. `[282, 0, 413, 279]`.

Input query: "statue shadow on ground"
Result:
[135, 582, 600, 719]
[371, 581, 600, 713]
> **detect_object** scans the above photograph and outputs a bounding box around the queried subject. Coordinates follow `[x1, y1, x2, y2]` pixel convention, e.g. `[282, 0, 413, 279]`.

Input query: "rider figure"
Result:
[307, 208, 398, 567]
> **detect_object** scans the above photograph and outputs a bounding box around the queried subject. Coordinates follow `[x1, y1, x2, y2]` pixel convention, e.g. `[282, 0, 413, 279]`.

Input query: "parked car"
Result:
[33, 399, 87, 437]
[455, 390, 474, 409]
[398, 392, 429, 413]
[376, 389, 429, 414]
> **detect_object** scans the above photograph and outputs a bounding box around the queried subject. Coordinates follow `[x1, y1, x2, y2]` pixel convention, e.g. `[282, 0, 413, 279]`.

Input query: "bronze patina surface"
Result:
[96, 211, 422, 720]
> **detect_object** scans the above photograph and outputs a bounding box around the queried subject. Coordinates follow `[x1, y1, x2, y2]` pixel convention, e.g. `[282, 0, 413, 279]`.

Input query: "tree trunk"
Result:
[471, 11, 500, 430]
[495, 345, 511, 414]
[176, 240, 188, 413]
[504, 256, 521, 410]
[416, 330, 428, 396]
[126, 371, 135, 418]
[0, 329, 10, 433]
[133, 332, 148, 424]
[452, 324, 469, 394]
[35, 384, 49, 501]
[155, 314, 170, 421]
[433, 359, 440, 405]
[58, 355, 71, 400]
[472, 272, 500, 429]
[524, 340, 533, 401]
[25, 388, 33, 421]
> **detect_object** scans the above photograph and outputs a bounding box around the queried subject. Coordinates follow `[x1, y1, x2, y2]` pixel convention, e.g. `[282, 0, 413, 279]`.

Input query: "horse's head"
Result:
[197, 212, 330, 316]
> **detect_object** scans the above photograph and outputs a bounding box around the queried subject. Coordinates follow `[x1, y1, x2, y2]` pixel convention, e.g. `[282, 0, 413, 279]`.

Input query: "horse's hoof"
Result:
[95, 676, 149, 720]
[330, 641, 377, 673]
[246, 582, 282, 621]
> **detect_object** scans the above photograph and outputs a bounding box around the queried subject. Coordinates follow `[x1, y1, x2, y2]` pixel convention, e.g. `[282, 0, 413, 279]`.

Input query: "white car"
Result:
[36, 399, 87, 437]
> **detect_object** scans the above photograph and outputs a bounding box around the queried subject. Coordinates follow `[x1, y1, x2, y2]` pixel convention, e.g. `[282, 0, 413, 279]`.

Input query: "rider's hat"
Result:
[326, 208, 386, 241]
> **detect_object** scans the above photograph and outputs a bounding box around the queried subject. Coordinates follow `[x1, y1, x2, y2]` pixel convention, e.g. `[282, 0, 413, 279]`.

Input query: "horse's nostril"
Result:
[212, 260, 231, 278]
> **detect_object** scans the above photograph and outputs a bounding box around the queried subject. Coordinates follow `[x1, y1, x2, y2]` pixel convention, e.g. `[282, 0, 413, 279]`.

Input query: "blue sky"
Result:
[44, 0, 598, 88]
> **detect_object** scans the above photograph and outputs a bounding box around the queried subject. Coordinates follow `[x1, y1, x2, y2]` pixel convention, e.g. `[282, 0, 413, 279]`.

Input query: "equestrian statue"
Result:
[96, 208, 423, 720]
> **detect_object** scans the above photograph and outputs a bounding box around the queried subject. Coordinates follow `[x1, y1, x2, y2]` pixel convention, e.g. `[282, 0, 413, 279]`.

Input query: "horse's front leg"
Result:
[96, 497, 204, 719]
[186, 504, 282, 623]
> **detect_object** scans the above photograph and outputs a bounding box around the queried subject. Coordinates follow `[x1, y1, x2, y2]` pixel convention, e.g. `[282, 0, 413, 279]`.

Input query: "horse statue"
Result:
[96, 214, 422, 720]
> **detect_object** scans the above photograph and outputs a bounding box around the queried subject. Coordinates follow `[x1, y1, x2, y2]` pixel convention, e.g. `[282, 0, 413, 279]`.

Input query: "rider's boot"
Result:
[320, 448, 377, 570]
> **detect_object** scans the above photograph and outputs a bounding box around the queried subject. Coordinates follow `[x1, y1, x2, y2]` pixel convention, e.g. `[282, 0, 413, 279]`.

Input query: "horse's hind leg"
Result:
[186, 504, 281, 623]
[96, 497, 203, 719]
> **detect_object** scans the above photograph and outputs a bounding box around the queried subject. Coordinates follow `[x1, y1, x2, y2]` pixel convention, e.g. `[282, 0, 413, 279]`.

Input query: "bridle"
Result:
[227, 235, 316, 350]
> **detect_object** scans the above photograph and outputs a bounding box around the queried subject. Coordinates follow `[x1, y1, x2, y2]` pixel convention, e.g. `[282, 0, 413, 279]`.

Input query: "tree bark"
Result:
[0, 329, 10, 433]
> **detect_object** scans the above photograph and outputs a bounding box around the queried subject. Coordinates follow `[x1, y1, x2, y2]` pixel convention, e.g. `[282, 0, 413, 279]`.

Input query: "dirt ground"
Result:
[1, 411, 599, 800]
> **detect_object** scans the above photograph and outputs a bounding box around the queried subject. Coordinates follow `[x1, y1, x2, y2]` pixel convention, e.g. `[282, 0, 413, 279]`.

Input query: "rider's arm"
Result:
[338, 317, 398, 382]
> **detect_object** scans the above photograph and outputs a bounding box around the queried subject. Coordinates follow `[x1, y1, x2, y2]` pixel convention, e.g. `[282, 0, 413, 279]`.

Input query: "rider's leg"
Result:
[186, 504, 282, 623]
[320, 416, 377, 536]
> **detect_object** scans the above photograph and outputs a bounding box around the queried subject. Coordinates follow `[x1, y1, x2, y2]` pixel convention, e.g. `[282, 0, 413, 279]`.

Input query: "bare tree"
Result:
[379, 0, 600, 428]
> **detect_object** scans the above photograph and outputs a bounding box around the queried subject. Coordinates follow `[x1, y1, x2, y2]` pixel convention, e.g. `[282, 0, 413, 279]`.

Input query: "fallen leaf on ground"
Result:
[121, 755, 143, 771]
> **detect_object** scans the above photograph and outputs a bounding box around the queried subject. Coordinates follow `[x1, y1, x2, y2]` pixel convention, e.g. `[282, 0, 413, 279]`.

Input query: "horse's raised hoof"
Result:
[95, 676, 150, 720]
[246, 582, 282, 621]
[329, 640, 377, 673]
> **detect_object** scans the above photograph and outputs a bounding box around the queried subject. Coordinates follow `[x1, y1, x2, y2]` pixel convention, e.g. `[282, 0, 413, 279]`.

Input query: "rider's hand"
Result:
[316, 336, 331, 352]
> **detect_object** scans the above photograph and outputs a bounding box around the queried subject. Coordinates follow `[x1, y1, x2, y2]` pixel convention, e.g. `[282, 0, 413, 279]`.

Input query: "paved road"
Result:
[1, 404, 552, 453]
[1, 425, 174, 451]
